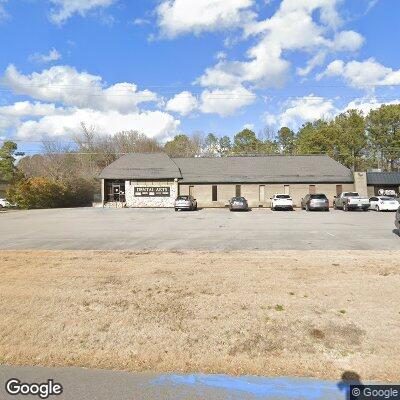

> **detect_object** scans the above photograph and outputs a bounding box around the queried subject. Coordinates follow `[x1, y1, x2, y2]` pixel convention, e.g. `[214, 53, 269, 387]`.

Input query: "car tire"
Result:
[333, 203, 337, 210]
[175, 208, 178, 212]
[325, 208, 330, 212]
[305, 204, 310, 212]
[343, 203, 348, 212]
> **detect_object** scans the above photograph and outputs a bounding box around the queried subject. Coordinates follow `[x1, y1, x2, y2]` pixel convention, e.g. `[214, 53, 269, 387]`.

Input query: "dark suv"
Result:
[301, 194, 329, 211]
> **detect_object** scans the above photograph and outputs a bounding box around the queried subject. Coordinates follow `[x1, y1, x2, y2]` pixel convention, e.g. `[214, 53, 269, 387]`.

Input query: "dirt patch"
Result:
[0, 250, 399, 381]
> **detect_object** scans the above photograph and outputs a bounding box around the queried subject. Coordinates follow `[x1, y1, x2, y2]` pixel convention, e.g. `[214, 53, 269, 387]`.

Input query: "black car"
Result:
[301, 194, 329, 211]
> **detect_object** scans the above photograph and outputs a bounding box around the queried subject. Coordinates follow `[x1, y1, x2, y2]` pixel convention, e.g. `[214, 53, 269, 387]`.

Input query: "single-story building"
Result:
[99, 153, 368, 208]
[367, 172, 400, 197]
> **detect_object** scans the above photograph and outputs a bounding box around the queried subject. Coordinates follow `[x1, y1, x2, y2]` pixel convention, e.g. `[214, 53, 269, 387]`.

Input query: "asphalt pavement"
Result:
[0, 207, 399, 250]
[0, 365, 356, 400]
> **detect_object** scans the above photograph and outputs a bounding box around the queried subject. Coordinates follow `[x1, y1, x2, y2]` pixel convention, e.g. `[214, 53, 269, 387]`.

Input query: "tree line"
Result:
[1, 103, 399, 208]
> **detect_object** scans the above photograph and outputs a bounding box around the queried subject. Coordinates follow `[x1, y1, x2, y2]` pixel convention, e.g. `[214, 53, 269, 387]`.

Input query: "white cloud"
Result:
[332, 30, 364, 52]
[29, 48, 62, 64]
[2, 65, 158, 113]
[49, 0, 116, 24]
[157, 0, 255, 38]
[0, 0, 9, 22]
[319, 58, 400, 88]
[0, 101, 61, 117]
[166, 91, 198, 116]
[344, 97, 400, 115]
[199, 86, 256, 116]
[265, 95, 337, 128]
[196, 0, 362, 89]
[14, 108, 180, 140]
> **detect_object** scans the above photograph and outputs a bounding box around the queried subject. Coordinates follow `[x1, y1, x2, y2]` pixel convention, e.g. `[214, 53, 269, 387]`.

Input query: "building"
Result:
[367, 172, 400, 196]
[99, 153, 366, 208]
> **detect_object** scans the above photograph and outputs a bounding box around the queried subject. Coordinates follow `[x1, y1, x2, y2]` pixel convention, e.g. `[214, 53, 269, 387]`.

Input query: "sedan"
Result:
[270, 194, 293, 211]
[229, 197, 249, 211]
[0, 198, 11, 208]
[369, 196, 399, 212]
[174, 195, 197, 211]
[301, 194, 329, 211]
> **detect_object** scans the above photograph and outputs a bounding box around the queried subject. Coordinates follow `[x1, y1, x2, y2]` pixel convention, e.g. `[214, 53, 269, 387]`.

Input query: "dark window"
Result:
[212, 185, 218, 201]
[336, 185, 343, 196]
[276, 195, 291, 199]
[309, 185, 316, 195]
[310, 194, 327, 199]
[235, 185, 241, 197]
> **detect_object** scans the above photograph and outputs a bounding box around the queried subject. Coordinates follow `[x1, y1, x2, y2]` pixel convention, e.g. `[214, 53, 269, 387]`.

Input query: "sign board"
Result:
[134, 187, 170, 197]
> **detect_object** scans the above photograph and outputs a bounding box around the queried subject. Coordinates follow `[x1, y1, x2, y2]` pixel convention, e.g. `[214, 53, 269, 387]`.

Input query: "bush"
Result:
[7, 177, 95, 209]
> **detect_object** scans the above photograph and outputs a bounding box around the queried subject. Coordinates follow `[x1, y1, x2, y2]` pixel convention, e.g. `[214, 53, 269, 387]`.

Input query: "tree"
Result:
[203, 133, 219, 156]
[366, 104, 400, 171]
[232, 129, 262, 155]
[277, 127, 296, 155]
[0, 140, 18, 182]
[332, 109, 367, 171]
[219, 136, 232, 156]
[164, 134, 200, 157]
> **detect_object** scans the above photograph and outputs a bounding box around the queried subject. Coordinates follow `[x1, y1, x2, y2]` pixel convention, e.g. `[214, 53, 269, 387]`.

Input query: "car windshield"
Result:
[276, 195, 290, 199]
[232, 197, 245, 202]
[344, 192, 359, 197]
[380, 197, 395, 201]
[177, 196, 189, 200]
[310, 194, 327, 199]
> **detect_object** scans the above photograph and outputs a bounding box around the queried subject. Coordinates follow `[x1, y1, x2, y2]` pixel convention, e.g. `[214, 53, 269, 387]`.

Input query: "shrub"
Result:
[7, 177, 94, 209]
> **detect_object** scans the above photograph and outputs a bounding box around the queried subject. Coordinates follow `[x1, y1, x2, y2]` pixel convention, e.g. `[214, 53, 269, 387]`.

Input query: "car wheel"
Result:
[343, 203, 348, 211]
[175, 208, 178, 212]
[376, 206, 380, 212]
[305, 204, 310, 212]
[333, 203, 337, 210]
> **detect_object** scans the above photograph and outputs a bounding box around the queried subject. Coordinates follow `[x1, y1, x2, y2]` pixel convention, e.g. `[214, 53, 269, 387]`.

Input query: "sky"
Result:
[0, 0, 400, 155]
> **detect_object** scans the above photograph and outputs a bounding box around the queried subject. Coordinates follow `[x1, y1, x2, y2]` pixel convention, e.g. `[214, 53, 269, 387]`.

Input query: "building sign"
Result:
[134, 187, 170, 197]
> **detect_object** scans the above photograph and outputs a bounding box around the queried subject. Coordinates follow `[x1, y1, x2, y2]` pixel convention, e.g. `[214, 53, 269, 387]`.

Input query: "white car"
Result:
[369, 196, 400, 212]
[271, 194, 294, 211]
[0, 198, 11, 208]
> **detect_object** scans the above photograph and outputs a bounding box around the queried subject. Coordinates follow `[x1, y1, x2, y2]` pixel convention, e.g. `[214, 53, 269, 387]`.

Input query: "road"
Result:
[0, 207, 399, 250]
[0, 365, 354, 400]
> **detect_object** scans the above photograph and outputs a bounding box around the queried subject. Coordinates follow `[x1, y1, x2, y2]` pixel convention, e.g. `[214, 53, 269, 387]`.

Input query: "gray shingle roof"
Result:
[172, 155, 353, 183]
[367, 172, 400, 185]
[100, 153, 354, 183]
[99, 153, 182, 180]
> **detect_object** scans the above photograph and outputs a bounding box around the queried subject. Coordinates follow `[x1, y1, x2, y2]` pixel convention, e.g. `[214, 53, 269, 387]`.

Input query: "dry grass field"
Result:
[0, 250, 399, 382]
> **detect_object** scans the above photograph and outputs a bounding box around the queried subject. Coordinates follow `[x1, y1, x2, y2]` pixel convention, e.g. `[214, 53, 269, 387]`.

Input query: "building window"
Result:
[336, 184, 343, 196]
[309, 185, 316, 195]
[284, 185, 290, 195]
[259, 185, 265, 202]
[212, 185, 218, 201]
[235, 185, 241, 197]
[189, 186, 194, 197]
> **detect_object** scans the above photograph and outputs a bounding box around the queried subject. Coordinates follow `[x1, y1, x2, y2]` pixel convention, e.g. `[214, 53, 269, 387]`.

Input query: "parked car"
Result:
[301, 194, 329, 211]
[333, 192, 370, 211]
[174, 195, 197, 211]
[0, 198, 11, 208]
[396, 208, 400, 231]
[369, 196, 400, 212]
[271, 194, 293, 211]
[229, 196, 249, 211]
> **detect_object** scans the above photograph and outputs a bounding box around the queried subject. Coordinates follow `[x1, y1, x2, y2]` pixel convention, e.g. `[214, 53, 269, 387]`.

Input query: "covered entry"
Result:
[104, 180, 126, 203]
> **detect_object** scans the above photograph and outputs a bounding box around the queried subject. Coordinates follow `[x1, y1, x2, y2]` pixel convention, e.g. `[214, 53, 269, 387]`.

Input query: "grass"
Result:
[0, 250, 399, 382]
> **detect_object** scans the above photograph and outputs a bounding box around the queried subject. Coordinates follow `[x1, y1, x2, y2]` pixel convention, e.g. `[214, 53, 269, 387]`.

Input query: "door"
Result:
[336, 185, 343, 196]
[309, 185, 316, 195]
[284, 185, 290, 195]
[259, 185, 265, 202]
[235, 185, 241, 197]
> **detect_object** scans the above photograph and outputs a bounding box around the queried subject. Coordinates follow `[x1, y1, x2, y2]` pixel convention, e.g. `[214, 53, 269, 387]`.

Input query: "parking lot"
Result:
[0, 207, 398, 250]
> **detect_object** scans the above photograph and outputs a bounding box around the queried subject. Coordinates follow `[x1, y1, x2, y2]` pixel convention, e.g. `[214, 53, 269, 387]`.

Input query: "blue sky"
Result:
[0, 0, 400, 155]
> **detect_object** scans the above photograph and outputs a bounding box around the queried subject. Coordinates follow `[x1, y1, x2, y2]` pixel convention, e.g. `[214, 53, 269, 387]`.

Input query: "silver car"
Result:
[174, 195, 197, 211]
[301, 194, 329, 211]
[229, 197, 249, 211]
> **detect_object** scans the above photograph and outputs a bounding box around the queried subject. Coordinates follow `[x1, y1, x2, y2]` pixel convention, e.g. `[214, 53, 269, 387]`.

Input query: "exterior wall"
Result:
[354, 172, 368, 197]
[179, 183, 355, 208]
[125, 180, 178, 208]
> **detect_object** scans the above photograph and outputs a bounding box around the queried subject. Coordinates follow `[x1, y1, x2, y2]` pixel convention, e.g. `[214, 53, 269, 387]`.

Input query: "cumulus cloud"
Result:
[49, 0, 116, 24]
[157, 0, 255, 38]
[166, 91, 198, 116]
[199, 86, 256, 116]
[15, 108, 180, 140]
[318, 58, 400, 88]
[29, 48, 62, 64]
[344, 97, 400, 115]
[2, 65, 158, 113]
[196, 0, 363, 88]
[0, 0, 9, 22]
[265, 95, 337, 128]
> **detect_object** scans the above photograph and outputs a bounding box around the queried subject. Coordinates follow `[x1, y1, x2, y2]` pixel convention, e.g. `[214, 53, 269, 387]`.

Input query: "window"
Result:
[310, 194, 327, 199]
[259, 185, 265, 202]
[235, 185, 241, 197]
[212, 185, 218, 201]
[284, 185, 290, 195]
[336, 185, 343, 196]
[309, 185, 316, 195]
[189, 186, 194, 197]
